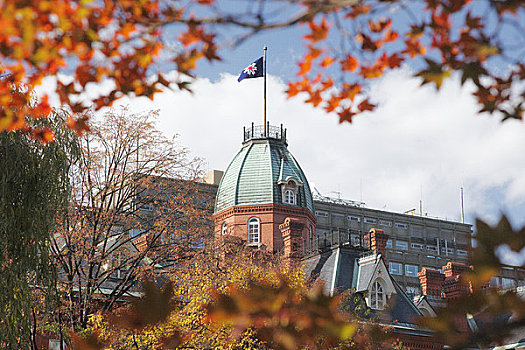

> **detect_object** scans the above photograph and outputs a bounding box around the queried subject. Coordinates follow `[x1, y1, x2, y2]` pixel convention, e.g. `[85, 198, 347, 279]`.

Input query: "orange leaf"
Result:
[304, 18, 330, 43]
[324, 96, 340, 113]
[369, 18, 391, 33]
[341, 83, 362, 101]
[305, 90, 322, 107]
[321, 56, 336, 68]
[341, 55, 359, 72]
[298, 59, 312, 76]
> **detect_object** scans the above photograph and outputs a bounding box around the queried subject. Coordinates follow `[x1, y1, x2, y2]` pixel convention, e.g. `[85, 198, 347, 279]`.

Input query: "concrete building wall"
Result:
[313, 200, 472, 294]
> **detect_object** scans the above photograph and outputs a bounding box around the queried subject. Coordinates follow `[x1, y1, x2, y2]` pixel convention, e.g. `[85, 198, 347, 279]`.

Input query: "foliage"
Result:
[0, 111, 78, 349]
[1, 0, 524, 140]
[48, 106, 210, 330]
[71, 253, 366, 350]
[419, 216, 525, 349]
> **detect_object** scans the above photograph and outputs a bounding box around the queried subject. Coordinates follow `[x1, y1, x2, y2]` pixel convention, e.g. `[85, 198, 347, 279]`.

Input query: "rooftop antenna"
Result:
[419, 184, 423, 216]
[460, 186, 465, 223]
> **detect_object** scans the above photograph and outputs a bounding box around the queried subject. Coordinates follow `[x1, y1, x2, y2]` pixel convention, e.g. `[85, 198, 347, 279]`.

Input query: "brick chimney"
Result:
[441, 262, 471, 300]
[363, 228, 389, 256]
[279, 217, 304, 262]
[418, 268, 444, 297]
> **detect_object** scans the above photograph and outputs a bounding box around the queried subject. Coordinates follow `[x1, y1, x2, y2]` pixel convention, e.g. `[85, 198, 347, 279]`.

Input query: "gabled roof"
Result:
[303, 247, 422, 324]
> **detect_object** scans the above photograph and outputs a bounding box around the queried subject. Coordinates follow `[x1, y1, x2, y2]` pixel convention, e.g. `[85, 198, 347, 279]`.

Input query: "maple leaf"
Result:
[321, 56, 336, 68]
[369, 18, 391, 33]
[305, 89, 322, 107]
[108, 280, 177, 330]
[304, 18, 330, 43]
[358, 99, 376, 112]
[340, 55, 359, 72]
[338, 108, 356, 123]
[416, 59, 450, 89]
[324, 96, 340, 113]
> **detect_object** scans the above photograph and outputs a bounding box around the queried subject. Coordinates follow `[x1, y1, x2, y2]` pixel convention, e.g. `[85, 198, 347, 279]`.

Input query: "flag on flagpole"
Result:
[237, 57, 264, 82]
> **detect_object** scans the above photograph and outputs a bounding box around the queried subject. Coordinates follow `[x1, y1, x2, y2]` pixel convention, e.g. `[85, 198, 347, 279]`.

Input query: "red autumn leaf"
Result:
[358, 99, 376, 112]
[338, 108, 356, 123]
[341, 55, 359, 72]
[305, 89, 322, 107]
[324, 96, 340, 113]
[304, 18, 330, 43]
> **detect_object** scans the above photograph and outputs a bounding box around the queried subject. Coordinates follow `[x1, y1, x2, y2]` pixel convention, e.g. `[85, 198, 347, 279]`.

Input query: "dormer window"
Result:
[284, 189, 295, 204]
[222, 222, 228, 235]
[280, 178, 299, 205]
[370, 280, 385, 310]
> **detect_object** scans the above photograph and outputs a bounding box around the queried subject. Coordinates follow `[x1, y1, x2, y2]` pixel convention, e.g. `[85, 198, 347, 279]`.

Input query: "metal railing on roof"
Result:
[243, 122, 287, 143]
[312, 188, 366, 208]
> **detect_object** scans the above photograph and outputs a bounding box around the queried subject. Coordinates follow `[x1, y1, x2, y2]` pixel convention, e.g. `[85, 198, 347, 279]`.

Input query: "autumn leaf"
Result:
[341, 55, 359, 72]
[416, 59, 450, 89]
[358, 99, 376, 112]
[108, 280, 177, 330]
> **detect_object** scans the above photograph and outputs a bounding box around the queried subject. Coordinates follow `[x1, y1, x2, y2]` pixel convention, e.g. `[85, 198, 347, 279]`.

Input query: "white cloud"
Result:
[40, 69, 525, 228]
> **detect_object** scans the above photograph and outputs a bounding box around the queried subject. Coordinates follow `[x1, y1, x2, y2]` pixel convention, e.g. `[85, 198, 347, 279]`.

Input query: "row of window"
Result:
[389, 262, 421, 277]
[316, 212, 411, 229]
[386, 239, 468, 256]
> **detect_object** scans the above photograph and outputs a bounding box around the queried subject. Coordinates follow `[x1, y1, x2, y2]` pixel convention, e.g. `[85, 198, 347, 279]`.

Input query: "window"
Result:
[389, 262, 403, 275]
[370, 280, 385, 309]
[395, 222, 408, 229]
[348, 216, 361, 222]
[222, 222, 228, 235]
[247, 217, 260, 244]
[395, 240, 408, 250]
[502, 278, 516, 290]
[141, 204, 154, 211]
[332, 213, 344, 219]
[351, 234, 360, 246]
[380, 220, 392, 227]
[457, 249, 468, 256]
[315, 211, 328, 217]
[489, 277, 499, 287]
[405, 264, 419, 277]
[427, 245, 438, 253]
[364, 218, 377, 224]
[411, 243, 424, 249]
[386, 239, 393, 248]
[444, 248, 454, 255]
[284, 189, 296, 204]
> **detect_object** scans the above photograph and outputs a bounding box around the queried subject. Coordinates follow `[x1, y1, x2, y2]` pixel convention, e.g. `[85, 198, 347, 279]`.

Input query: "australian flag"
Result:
[237, 57, 264, 82]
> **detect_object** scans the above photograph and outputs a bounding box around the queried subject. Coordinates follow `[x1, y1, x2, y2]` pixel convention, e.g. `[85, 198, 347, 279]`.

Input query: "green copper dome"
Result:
[214, 125, 314, 214]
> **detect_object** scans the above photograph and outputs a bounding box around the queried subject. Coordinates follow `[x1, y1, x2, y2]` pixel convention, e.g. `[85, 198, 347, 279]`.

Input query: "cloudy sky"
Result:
[98, 67, 525, 234]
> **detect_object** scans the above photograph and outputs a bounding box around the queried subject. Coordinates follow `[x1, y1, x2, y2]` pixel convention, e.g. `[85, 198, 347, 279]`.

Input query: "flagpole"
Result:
[263, 46, 267, 136]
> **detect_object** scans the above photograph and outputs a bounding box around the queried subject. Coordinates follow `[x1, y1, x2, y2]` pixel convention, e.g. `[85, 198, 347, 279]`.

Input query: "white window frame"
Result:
[247, 217, 260, 244]
[395, 240, 408, 250]
[315, 211, 328, 217]
[379, 220, 392, 227]
[386, 239, 393, 248]
[405, 264, 418, 277]
[427, 245, 438, 253]
[364, 218, 377, 224]
[457, 249, 468, 256]
[395, 222, 408, 229]
[411, 243, 424, 249]
[332, 213, 345, 219]
[370, 280, 385, 310]
[222, 222, 228, 235]
[284, 189, 296, 205]
[348, 215, 361, 222]
[389, 262, 403, 275]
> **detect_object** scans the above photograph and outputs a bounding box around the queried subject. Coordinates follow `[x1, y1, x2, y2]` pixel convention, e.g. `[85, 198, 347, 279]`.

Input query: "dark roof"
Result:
[303, 246, 422, 325]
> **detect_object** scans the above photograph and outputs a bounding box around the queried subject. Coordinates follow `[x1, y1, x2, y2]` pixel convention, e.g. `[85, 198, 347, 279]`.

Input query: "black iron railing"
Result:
[243, 122, 287, 143]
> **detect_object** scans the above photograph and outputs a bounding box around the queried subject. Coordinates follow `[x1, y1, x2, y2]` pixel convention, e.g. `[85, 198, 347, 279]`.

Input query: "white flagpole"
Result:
[263, 46, 267, 136]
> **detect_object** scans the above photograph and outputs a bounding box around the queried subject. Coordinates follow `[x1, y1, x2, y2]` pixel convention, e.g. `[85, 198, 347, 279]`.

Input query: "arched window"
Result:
[222, 222, 228, 235]
[247, 217, 260, 244]
[284, 189, 296, 204]
[370, 280, 385, 310]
